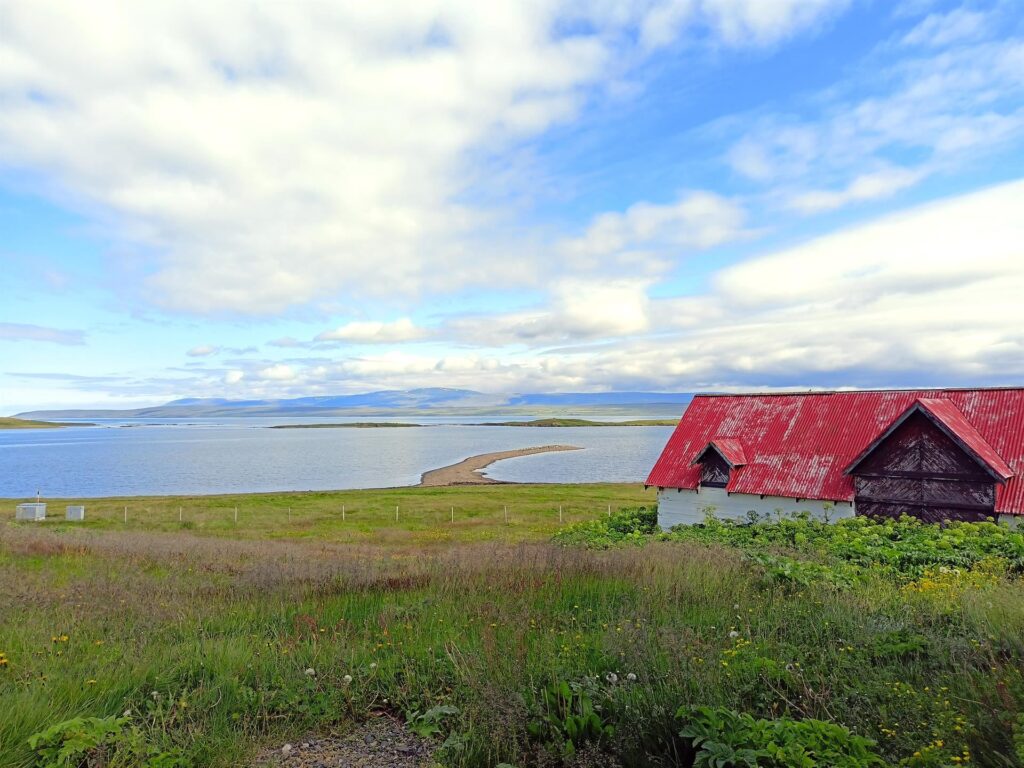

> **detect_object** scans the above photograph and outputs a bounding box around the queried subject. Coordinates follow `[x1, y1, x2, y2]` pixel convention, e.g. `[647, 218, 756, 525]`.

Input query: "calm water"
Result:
[0, 419, 673, 498]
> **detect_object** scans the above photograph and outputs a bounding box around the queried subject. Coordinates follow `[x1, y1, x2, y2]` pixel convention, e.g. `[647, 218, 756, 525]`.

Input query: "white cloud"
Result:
[256, 364, 296, 382]
[448, 278, 653, 346]
[224, 370, 244, 385]
[0, 1, 850, 316]
[901, 8, 990, 48]
[640, 0, 849, 50]
[699, 0, 849, 46]
[561, 191, 746, 266]
[186, 345, 219, 357]
[315, 318, 427, 344]
[786, 165, 927, 214]
[0, 322, 85, 346]
[248, 179, 1024, 392]
[727, 22, 1024, 209]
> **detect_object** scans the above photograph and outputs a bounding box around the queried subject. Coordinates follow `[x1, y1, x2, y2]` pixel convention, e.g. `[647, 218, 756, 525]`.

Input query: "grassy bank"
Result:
[0, 484, 651, 545]
[0, 417, 87, 429]
[2, 496, 1023, 766]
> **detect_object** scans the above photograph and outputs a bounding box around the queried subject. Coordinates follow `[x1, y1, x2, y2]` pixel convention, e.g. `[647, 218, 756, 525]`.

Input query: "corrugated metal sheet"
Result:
[646, 388, 1024, 515]
[701, 438, 747, 467]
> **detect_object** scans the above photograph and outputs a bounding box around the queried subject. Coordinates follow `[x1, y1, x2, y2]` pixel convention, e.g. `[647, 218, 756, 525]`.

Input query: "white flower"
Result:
[733, 604, 740, 610]
[605, 672, 619, 684]
[343, 674, 353, 684]
[728, 630, 740, 639]
[626, 672, 637, 682]
[304, 668, 316, 676]
[281, 744, 293, 755]
[369, 662, 377, 669]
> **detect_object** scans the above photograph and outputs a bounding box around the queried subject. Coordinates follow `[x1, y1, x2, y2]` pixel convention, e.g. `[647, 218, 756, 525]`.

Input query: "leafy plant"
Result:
[406, 704, 460, 738]
[528, 679, 615, 757]
[28, 716, 128, 768]
[677, 706, 884, 768]
[27, 714, 187, 768]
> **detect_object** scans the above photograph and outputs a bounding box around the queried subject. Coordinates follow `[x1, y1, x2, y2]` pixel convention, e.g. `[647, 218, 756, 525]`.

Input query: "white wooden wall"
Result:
[657, 486, 855, 529]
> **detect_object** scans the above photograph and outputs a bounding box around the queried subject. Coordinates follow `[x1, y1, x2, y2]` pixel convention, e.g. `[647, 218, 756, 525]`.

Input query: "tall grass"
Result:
[1, 519, 1022, 766]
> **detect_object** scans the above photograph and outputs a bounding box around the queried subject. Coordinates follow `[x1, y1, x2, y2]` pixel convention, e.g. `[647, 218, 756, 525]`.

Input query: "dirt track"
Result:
[418, 445, 581, 486]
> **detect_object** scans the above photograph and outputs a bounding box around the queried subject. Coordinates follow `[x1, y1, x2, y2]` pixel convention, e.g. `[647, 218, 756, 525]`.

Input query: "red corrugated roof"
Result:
[646, 388, 1024, 515]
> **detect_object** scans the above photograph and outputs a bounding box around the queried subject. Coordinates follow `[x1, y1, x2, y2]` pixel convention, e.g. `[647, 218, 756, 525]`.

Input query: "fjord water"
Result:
[0, 419, 673, 498]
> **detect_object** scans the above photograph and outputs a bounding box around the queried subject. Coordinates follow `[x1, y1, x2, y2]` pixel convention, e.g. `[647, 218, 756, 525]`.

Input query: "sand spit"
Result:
[418, 445, 582, 486]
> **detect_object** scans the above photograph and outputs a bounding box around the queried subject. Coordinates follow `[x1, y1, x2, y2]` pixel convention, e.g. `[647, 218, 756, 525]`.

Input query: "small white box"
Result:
[16, 503, 47, 521]
[66, 505, 85, 521]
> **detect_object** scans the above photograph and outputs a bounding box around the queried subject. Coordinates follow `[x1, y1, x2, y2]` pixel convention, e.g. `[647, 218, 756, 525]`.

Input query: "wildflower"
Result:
[728, 630, 740, 639]
[605, 672, 619, 684]
[626, 673, 637, 682]
[343, 674, 353, 684]
[369, 662, 377, 669]
[304, 668, 316, 677]
[86, 679, 97, 685]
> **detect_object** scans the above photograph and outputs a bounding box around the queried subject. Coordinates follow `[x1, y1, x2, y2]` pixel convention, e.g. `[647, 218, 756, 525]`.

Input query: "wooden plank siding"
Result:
[850, 411, 996, 523]
[698, 448, 731, 488]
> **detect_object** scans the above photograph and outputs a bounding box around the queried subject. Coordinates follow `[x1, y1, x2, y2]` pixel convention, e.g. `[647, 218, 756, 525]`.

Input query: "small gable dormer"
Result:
[692, 438, 746, 489]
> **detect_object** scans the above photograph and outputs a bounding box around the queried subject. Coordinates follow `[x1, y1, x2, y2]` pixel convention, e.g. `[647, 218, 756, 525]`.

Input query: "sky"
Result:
[2, 0, 1024, 412]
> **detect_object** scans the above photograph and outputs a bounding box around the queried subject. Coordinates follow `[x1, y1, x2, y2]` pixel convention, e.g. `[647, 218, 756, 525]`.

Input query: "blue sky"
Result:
[2, 0, 1024, 411]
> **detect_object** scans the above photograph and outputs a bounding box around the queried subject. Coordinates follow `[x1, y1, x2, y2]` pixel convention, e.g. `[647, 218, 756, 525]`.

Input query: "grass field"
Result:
[2, 486, 1023, 767]
[0, 483, 652, 544]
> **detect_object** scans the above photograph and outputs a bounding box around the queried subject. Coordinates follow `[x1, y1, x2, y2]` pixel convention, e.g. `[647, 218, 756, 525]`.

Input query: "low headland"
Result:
[0, 416, 91, 429]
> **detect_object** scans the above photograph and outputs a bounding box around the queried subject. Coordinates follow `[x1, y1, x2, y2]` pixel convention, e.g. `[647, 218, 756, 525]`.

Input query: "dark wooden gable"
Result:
[850, 410, 996, 523]
[697, 446, 731, 488]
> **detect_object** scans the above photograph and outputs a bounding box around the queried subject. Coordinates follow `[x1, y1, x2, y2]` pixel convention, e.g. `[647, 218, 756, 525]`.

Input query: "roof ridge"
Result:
[693, 386, 1024, 398]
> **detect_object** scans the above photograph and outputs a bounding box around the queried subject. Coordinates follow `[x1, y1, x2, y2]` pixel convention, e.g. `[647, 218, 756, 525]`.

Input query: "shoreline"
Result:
[418, 445, 583, 487]
[271, 418, 675, 428]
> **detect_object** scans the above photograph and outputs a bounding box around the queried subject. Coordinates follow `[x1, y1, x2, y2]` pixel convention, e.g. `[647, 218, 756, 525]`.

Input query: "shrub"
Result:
[553, 507, 657, 548]
[677, 706, 884, 768]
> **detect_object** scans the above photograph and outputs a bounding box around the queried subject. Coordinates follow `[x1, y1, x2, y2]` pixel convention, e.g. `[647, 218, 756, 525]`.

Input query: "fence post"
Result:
[608, 504, 611, 518]
[234, 507, 238, 524]
[123, 506, 127, 524]
[504, 505, 508, 524]
[559, 505, 563, 524]
[178, 506, 182, 523]
[288, 507, 291, 521]
[395, 505, 399, 522]
[342, 504, 346, 522]
[451, 505, 454, 524]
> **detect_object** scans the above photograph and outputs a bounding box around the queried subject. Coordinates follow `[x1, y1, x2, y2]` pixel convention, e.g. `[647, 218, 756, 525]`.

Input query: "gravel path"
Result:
[253, 716, 436, 768]
[418, 444, 581, 486]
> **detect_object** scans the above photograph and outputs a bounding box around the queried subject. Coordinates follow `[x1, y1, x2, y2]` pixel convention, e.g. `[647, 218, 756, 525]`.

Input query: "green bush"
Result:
[552, 507, 657, 548]
[677, 706, 884, 768]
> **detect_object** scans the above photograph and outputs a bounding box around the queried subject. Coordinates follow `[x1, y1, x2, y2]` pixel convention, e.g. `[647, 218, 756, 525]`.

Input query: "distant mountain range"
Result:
[16, 388, 694, 419]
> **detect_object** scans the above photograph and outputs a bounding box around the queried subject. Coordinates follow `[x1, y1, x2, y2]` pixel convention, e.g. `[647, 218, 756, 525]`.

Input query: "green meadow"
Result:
[2, 486, 1023, 767]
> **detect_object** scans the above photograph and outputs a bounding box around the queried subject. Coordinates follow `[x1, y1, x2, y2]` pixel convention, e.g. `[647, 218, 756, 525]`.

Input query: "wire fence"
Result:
[6, 500, 624, 529]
